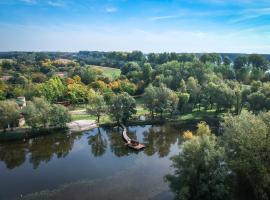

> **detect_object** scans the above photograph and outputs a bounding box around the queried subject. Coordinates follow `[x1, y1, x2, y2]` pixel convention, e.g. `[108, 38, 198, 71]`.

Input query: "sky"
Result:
[0, 0, 270, 53]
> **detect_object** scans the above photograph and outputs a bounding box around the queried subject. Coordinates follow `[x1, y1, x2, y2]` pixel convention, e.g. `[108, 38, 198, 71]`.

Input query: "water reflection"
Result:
[0, 124, 184, 200]
[0, 142, 27, 169]
[88, 128, 107, 157]
[0, 124, 184, 169]
[0, 132, 79, 169]
[143, 125, 179, 157]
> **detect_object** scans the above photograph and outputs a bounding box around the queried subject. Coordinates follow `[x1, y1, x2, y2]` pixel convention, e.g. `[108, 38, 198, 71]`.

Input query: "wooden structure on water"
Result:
[120, 123, 145, 150]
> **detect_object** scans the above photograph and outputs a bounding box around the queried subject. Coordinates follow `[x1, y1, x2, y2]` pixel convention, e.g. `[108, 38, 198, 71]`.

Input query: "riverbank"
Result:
[0, 110, 223, 142]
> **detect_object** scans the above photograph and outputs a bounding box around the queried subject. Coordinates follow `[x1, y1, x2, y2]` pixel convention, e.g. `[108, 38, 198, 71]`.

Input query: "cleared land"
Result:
[90, 65, 121, 78]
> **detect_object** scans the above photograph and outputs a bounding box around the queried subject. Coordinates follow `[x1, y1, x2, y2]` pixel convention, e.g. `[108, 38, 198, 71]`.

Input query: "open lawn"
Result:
[90, 65, 121, 78]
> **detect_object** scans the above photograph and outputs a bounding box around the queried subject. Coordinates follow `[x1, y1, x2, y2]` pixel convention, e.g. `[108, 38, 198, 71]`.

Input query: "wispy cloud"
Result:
[230, 7, 270, 23]
[148, 15, 178, 21]
[47, 0, 65, 7]
[105, 6, 118, 13]
[21, 0, 36, 4]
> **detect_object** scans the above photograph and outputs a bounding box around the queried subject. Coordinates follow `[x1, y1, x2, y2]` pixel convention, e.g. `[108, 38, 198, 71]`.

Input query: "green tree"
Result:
[186, 77, 201, 108]
[166, 122, 230, 200]
[179, 79, 187, 93]
[22, 97, 51, 128]
[37, 76, 66, 102]
[109, 92, 136, 123]
[178, 93, 190, 113]
[248, 54, 268, 70]
[234, 56, 248, 70]
[87, 93, 107, 123]
[223, 56, 231, 66]
[143, 84, 157, 119]
[0, 100, 21, 131]
[222, 111, 270, 199]
[49, 104, 71, 128]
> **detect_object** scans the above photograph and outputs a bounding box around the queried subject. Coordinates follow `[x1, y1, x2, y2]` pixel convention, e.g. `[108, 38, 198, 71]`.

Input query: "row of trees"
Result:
[0, 97, 70, 131]
[167, 111, 270, 200]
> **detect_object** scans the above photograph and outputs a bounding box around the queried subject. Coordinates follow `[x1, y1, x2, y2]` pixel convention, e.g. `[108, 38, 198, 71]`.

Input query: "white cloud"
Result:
[21, 0, 36, 4]
[229, 7, 270, 23]
[148, 15, 178, 21]
[105, 7, 118, 13]
[47, 0, 65, 7]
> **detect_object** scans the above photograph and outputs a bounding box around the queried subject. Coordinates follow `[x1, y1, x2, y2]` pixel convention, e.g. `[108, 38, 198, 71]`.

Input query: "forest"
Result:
[1, 51, 270, 199]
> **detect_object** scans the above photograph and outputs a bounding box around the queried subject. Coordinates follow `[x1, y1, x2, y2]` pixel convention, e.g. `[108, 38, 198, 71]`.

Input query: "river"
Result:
[0, 123, 187, 200]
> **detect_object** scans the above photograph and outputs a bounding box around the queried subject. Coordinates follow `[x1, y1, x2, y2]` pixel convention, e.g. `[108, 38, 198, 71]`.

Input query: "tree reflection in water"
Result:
[143, 124, 179, 157]
[0, 132, 79, 169]
[0, 124, 182, 169]
[88, 128, 107, 157]
[0, 142, 27, 169]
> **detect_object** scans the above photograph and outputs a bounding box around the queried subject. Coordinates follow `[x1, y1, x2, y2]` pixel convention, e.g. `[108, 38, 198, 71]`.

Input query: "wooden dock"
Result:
[120, 123, 145, 150]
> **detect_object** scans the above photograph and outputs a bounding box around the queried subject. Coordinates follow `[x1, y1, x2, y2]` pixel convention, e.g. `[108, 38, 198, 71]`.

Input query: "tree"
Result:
[178, 93, 190, 113]
[179, 79, 187, 93]
[108, 92, 136, 123]
[141, 62, 152, 83]
[87, 93, 107, 123]
[223, 56, 231, 66]
[248, 54, 268, 70]
[143, 84, 157, 119]
[166, 122, 230, 200]
[0, 100, 20, 131]
[186, 77, 201, 108]
[222, 111, 270, 199]
[67, 82, 94, 105]
[49, 104, 71, 128]
[37, 76, 66, 102]
[144, 84, 178, 118]
[22, 97, 51, 128]
[234, 56, 248, 70]
[80, 67, 102, 85]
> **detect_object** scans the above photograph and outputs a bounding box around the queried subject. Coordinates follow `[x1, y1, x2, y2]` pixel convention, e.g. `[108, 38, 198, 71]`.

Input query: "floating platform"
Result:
[120, 123, 145, 150]
[126, 143, 145, 150]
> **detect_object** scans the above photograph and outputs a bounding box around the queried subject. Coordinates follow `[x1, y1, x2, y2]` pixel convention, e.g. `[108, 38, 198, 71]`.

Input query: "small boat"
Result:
[120, 123, 145, 150]
[125, 139, 145, 150]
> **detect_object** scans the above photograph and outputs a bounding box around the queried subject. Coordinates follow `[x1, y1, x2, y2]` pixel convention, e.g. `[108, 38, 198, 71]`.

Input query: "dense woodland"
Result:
[1, 51, 270, 199]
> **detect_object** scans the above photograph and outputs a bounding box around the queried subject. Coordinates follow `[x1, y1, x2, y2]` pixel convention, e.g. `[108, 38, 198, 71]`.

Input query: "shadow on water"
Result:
[0, 123, 199, 200]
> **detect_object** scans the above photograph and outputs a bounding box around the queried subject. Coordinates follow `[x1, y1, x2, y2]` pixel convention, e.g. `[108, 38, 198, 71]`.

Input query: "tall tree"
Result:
[87, 93, 107, 123]
[0, 100, 20, 131]
[109, 92, 136, 123]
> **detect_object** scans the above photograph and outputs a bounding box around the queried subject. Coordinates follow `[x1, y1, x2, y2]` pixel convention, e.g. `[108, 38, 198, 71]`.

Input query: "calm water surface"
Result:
[0, 124, 185, 200]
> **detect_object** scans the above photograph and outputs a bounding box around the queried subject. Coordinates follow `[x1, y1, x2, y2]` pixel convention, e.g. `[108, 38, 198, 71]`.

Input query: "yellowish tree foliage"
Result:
[183, 130, 193, 140]
[196, 121, 211, 136]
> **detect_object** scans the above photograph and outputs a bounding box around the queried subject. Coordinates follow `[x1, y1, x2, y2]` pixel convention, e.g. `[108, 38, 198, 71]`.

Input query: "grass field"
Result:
[0, 59, 13, 63]
[90, 65, 121, 78]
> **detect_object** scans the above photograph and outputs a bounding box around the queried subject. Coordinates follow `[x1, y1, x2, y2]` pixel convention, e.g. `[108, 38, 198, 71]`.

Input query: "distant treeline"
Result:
[1, 51, 270, 68]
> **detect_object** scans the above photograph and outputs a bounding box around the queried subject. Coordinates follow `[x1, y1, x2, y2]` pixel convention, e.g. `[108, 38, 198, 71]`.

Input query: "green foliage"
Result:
[49, 104, 71, 128]
[37, 76, 66, 102]
[86, 93, 107, 123]
[67, 82, 95, 105]
[0, 100, 21, 130]
[222, 111, 270, 199]
[108, 92, 136, 123]
[166, 122, 230, 200]
[144, 84, 178, 118]
[178, 93, 190, 113]
[22, 97, 51, 128]
[245, 82, 270, 112]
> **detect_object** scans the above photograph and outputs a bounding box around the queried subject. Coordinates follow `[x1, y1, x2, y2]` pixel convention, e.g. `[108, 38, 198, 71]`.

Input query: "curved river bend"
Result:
[0, 124, 186, 200]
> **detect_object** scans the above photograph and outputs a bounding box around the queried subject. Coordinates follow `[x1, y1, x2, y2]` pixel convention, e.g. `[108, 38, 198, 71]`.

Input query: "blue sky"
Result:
[0, 0, 270, 53]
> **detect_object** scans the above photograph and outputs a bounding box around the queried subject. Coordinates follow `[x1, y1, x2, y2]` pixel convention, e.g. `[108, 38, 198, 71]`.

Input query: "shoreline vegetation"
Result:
[0, 108, 222, 142]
